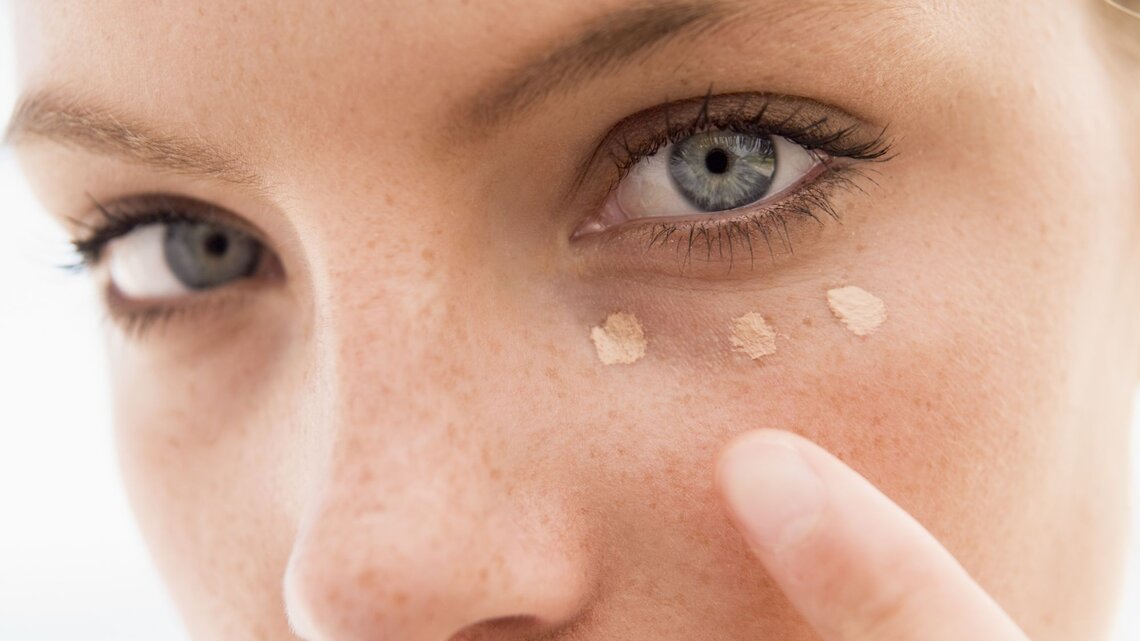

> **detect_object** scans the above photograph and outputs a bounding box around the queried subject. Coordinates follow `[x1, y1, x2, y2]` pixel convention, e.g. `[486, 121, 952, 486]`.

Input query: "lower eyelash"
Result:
[101, 286, 257, 339]
[623, 164, 872, 272]
[103, 303, 188, 338]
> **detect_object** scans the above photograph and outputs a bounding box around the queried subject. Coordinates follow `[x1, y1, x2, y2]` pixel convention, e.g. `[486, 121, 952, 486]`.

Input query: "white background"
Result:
[0, 10, 1136, 641]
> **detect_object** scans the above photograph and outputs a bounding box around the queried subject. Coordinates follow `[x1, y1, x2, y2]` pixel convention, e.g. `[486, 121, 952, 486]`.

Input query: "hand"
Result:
[716, 429, 1031, 641]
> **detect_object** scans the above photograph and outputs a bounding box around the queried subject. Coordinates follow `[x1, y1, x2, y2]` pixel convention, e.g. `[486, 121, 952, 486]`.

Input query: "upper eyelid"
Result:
[570, 91, 893, 196]
[71, 194, 268, 265]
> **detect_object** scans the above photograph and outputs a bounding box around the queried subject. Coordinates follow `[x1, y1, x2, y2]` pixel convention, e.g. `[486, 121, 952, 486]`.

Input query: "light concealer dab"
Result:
[730, 312, 778, 360]
[827, 286, 887, 336]
[590, 312, 647, 365]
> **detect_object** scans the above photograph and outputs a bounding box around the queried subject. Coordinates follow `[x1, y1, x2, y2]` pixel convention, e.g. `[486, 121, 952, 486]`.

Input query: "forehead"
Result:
[7, 0, 1068, 192]
[7, 2, 951, 118]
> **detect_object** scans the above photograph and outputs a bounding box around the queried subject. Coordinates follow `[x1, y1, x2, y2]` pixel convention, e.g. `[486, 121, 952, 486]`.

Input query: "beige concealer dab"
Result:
[590, 312, 647, 365]
[730, 312, 778, 359]
[827, 286, 887, 336]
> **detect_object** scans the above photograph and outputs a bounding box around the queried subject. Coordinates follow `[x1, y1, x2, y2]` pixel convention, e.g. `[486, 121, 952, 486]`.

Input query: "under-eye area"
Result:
[569, 92, 893, 276]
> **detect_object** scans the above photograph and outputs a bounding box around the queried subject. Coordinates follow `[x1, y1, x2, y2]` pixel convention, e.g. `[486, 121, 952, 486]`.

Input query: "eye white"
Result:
[613, 134, 818, 219]
[105, 225, 193, 299]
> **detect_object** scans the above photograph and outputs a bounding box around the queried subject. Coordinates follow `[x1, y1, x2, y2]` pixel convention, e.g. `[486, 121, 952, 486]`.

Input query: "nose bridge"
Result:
[309, 207, 479, 439]
[284, 236, 591, 640]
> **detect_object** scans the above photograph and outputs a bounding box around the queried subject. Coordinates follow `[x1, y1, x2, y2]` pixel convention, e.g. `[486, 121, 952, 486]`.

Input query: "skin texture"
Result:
[8, 1, 1140, 640]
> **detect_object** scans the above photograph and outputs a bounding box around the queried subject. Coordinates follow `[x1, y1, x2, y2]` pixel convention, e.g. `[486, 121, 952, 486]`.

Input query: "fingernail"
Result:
[719, 432, 826, 553]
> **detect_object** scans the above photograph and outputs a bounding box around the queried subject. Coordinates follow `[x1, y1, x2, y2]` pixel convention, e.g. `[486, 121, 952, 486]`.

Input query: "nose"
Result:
[282, 317, 592, 640]
[285, 458, 592, 638]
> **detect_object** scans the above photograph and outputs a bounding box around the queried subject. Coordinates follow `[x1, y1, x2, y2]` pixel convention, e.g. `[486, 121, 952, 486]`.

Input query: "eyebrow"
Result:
[3, 91, 264, 189]
[463, 0, 741, 127]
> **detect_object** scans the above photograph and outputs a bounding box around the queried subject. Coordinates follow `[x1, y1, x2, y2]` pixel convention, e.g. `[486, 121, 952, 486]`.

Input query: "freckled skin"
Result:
[9, 1, 1140, 641]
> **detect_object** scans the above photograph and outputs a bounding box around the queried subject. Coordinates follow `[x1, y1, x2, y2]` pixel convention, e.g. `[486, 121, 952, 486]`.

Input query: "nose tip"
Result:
[282, 489, 591, 641]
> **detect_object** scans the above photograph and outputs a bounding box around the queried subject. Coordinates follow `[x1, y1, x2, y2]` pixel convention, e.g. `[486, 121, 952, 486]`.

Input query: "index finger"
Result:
[715, 429, 1031, 641]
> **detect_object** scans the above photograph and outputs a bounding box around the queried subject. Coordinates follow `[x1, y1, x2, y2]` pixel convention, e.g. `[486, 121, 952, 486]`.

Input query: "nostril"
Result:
[281, 515, 595, 641]
[446, 616, 543, 641]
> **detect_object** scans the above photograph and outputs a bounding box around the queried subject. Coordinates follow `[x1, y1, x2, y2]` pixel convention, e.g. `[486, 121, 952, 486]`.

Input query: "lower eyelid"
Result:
[103, 276, 273, 338]
[570, 166, 870, 280]
[577, 159, 834, 241]
[96, 247, 284, 340]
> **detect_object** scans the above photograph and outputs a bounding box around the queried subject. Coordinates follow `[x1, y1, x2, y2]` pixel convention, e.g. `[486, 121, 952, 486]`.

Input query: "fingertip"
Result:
[716, 429, 827, 555]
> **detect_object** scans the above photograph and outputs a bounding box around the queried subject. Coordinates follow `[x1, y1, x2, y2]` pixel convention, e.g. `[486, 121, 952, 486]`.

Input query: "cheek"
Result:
[584, 179, 1118, 636]
[110, 298, 304, 639]
[576, 287, 1054, 632]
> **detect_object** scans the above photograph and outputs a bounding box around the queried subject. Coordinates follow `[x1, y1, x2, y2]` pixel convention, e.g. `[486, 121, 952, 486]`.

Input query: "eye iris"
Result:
[669, 131, 777, 211]
[163, 222, 262, 290]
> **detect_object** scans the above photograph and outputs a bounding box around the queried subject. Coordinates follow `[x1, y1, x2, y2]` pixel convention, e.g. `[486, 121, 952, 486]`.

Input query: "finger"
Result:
[715, 429, 1030, 641]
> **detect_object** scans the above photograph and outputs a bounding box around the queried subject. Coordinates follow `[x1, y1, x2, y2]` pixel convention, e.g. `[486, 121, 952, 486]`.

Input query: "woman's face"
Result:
[9, 1, 1140, 640]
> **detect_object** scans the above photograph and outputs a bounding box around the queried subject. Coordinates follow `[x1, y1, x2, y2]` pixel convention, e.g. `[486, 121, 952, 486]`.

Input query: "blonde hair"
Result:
[1096, 0, 1140, 145]
[1099, 1, 1140, 64]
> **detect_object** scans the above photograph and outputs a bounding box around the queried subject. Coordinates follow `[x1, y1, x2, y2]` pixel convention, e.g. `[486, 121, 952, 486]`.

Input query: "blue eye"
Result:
[163, 222, 262, 290]
[106, 221, 263, 299]
[669, 131, 778, 211]
[583, 130, 821, 233]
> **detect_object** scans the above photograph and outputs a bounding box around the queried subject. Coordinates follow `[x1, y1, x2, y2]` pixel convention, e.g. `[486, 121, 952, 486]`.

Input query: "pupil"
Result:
[705, 148, 730, 174]
[203, 233, 229, 257]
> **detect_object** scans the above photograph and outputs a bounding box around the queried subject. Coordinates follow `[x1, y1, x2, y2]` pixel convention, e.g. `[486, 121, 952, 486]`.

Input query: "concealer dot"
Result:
[730, 312, 778, 359]
[827, 286, 887, 336]
[590, 312, 647, 365]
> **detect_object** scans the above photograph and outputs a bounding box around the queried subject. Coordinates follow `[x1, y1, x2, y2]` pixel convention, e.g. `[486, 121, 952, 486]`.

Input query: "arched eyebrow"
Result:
[0, 1, 729, 187]
[462, 0, 738, 128]
[3, 90, 265, 190]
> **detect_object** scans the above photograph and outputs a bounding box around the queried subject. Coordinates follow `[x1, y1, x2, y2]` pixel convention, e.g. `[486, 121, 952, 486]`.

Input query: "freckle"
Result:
[421, 248, 435, 262]
[384, 193, 396, 207]
[802, 317, 813, 327]
[358, 568, 380, 590]
[855, 243, 867, 252]
[356, 466, 374, 484]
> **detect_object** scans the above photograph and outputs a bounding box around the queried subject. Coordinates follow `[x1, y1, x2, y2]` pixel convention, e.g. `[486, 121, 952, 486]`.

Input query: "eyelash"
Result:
[606, 91, 893, 182]
[70, 194, 211, 266]
[68, 195, 260, 336]
[636, 170, 868, 270]
[586, 90, 894, 266]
